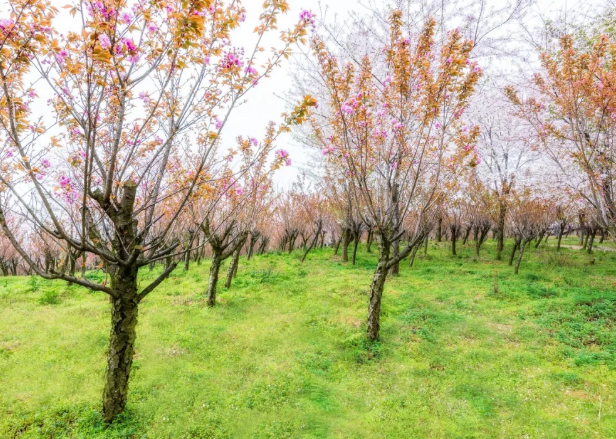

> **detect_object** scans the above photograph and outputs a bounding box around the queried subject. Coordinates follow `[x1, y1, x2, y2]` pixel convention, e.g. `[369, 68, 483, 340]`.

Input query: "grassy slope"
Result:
[1, 237, 616, 438]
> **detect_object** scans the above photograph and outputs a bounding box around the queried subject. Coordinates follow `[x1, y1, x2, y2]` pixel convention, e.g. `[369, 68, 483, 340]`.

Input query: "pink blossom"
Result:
[57, 49, 69, 64]
[121, 12, 133, 24]
[0, 18, 14, 29]
[341, 103, 354, 114]
[276, 149, 289, 159]
[435, 122, 441, 130]
[99, 34, 111, 49]
[139, 92, 150, 103]
[148, 22, 158, 33]
[123, 38, 136, 52]
[300, 10, 316, 28]
[446, 57, 453, 64]
[58, 175, 71, 188]
[41, 158, 51, 168]
[249, 137, 258, 146]
[215, 118, 223, 130]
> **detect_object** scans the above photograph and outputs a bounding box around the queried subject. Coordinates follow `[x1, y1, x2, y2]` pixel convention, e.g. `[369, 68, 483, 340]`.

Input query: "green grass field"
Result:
[1, 238, 616, 438]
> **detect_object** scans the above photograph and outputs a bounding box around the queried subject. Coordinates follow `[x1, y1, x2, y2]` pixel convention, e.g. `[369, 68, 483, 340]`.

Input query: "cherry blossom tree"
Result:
[305, 11, 481, 341]
[0, 0, 314, 421]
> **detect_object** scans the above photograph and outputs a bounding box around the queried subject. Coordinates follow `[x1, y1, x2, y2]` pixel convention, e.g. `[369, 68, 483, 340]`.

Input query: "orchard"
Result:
[1, 0, 616, 437]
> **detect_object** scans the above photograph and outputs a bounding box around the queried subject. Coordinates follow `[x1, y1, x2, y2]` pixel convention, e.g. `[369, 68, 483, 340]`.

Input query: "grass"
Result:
[1, 237, 616, 438]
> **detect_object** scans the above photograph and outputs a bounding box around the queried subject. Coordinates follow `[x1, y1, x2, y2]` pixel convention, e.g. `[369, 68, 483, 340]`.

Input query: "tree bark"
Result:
[451, 226, 459, 256]
[225, 243, 243, 289]
[341, 227, 351, 262]
[509, 237, 521, 266]
[496, 203, 507, 260]
[557, 222, 565, 251]
[207, 253, 221, 307]
[102, 271, 139, 423]
[436, 217, 442, 242]
[514, 240, 527, 275]
[587, 228, 597, 254]
[367, 242, 390, 341]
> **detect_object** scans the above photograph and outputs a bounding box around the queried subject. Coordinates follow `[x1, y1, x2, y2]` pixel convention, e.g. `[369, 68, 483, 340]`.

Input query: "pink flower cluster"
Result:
[222, 49, 245, 70]
[99, 34, 111, 49]
[300, 10, 316, 28]
[0, 18, 14, 29]
[276, 149, 292, 166]
[57, 49, 69, 64]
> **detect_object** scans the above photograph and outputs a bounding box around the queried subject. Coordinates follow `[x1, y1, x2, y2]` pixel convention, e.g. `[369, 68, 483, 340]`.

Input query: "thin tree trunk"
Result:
[557, 223, 565, 251]
[341, 228, 351, 262]
[509, 238, 521, 266]
[207, 253, 221, 307]
[462, 226, 471, 245]
[225, 246, 242, 289]
[352, 233, 360, 265]
[514, 240, 527, 275]
[587, 228, 597, 254]
[333, 233, 342, 256]
[496, 203, 506, 260]
[367, 242, 390, 341]
[451, 226, 458, 256]
[423, 235, 429, 255]
[436, 217, 442, 242]
[534, 232, 545, 249]
[409, 244, 420, 267]
[366, 231, 373, 253]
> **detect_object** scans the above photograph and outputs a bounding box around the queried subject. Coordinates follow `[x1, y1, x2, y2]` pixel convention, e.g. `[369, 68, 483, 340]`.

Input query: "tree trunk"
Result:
[184, 230, 194, 272]
[423, 235, 429, 255]
[462, 226, 471, 245]
[102, 272, 139, 423]
[534, 232, 545, 249]
[557, 223, 565, 251]
[207, 253, 221, 307]
[288, 233, 297, 253]
[341, 228, 351, 262]
[225, 245, 242, 289]
[436, 218, 442, 242]
[352, 234, 360, 265]
[514, 240, 527, 275]
[587, 228, 597, 254]
[333, 233, 342, 256]
[409, 244, 420, 267]
[367, 242, 390, 341]
[247, 234, 258, 260]
[366, 231, 373, 253]
[509, 238, 521, 266]
[451, 226, 458, 256]
[496, 203, 506, 260]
